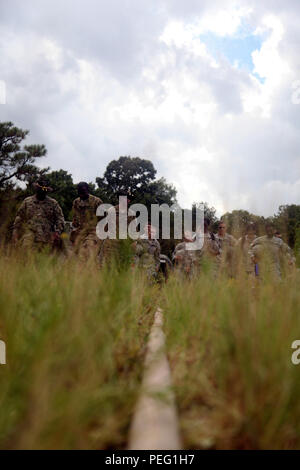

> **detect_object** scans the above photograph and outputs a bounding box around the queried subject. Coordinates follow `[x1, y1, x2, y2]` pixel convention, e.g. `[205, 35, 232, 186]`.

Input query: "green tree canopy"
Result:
[96, 156, 177, 207]
[221, 210, 267, 238]
[44, 169, 77, 219]
[0, 121, 48, 189]
[273, 204, 300, 247]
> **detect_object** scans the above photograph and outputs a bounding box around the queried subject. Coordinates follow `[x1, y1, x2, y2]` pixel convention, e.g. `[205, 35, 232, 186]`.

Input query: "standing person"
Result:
[172, 230, 198, 279]
[12, 177, 65, 253]
[215, 220, 237, 250]
[236, 223, 257, 277]
[173, 219, 220, 279]
[215, 220, 237, 277]
[249, 223, 295, 280]
[133, 224, 161, 281]
[71, 182, 103, 262]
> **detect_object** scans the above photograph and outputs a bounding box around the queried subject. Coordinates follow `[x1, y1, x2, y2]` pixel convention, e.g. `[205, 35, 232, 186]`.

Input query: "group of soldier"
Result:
[173, 218, 296, 281]
[11, 177, 296, 282]
[11, 178, 161, 279]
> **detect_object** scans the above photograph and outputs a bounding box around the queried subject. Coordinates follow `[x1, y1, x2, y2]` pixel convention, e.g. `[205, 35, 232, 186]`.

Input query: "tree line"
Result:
[0, 121, 299, 259]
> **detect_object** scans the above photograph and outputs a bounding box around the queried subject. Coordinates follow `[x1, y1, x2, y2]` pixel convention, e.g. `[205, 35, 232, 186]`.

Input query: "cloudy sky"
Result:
[0, 0, 300, 216]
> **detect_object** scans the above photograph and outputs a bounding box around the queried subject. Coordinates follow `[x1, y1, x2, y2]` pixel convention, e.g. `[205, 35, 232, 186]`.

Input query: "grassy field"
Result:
[0, 254, 156, 450]
[1, 251, 300, 450]
[162, 268, 300, 450]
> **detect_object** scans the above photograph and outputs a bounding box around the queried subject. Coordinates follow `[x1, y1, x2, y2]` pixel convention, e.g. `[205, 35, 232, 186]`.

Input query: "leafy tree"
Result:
[221, 210, 267, 238]
[0, 121, 48, 189]
[134, 177, 177, 210]
[96, 156, 176, 207]
[177, 202, 218, 234]
[273, 204, 300, 247]
[193, 202, 218, 230]
[44, 170, 77, 219]
[0, 121, 49, 241]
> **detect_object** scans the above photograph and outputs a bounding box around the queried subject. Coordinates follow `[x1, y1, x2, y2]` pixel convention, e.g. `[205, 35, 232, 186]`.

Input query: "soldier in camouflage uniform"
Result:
[133, 224, 161, 281]
[70, 182, 103, 262]
[173, 231, 198, 278]
[173, 219, 220, 278]
[12, 178, 65, 252]
[249, 223, 295, 280]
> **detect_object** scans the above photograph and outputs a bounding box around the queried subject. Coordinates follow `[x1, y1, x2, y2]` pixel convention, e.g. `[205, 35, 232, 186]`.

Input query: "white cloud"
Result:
[197, 5, 252, 36]
[0, 0, 300, 218]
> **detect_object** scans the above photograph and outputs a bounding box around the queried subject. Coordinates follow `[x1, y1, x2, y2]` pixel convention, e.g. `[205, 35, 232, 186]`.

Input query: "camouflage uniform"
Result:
[71, 194, 103, 261]
[215, 233, 237, 277]
[249, 235, 295, 280]
[173, 241, 199, 278]
[215, 233, 237, 251]
[133, 236, 161, 280]
[173, 233, 220, 278]
[12, 195, 65, 251]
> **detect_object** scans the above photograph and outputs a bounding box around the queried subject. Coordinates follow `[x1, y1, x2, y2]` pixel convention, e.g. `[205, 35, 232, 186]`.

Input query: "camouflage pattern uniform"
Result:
[249, 235, 295, 280]
[133, 236, 161, 280]
[12, 195, 65, 251]
[215, 233, 237, 251]
[173, 241, 199, 278]
[215, 233, 237, 277]
[236, 235, 256, 276]
[71, 194, 103, 261]
[173, 233, 220, 278]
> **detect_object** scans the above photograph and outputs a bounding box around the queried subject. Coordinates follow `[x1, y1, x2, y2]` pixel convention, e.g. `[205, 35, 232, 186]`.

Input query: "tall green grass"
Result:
[1, 250, 299, 450]
[163, 268, 300, 449]
[0, 254, 155, 449]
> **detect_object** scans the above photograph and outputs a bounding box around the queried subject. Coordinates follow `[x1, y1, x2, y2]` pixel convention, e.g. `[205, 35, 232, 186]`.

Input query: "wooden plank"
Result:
[128, 308, 182, 450]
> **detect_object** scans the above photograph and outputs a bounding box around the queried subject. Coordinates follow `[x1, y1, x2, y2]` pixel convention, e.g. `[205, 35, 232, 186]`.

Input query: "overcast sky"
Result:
[0, 0, 300, 216]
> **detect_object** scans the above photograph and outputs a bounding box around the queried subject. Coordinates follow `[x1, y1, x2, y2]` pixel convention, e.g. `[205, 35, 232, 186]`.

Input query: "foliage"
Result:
[163, 269, 300, 450]
[0, 121, 48, 189]
[221, 210, 267, 239]
[1, 121, 299, 254]
[44, 170, 77, 219]
[0, 254, 155, 449]
[96, 156, 177, 207]
[273, 204, 300, 248]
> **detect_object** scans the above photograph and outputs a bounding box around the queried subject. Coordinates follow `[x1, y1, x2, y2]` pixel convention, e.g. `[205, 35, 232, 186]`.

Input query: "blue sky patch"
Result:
[200, 28, 265, 82]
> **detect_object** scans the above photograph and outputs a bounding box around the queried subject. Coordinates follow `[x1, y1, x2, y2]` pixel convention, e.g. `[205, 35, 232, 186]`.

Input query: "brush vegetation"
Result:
[0, 251, 300, 450]
[163, 266, 300, 450]
[0, 254, 156, 449]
